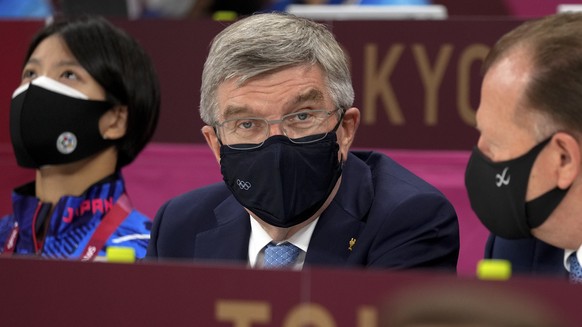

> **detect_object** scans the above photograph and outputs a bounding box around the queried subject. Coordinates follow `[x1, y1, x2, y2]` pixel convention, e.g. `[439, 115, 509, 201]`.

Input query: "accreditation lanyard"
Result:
[2, 194, 132, 260]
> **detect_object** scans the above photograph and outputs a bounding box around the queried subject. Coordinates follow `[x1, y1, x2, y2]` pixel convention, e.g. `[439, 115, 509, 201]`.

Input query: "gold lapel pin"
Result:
[348, 238, 357, 251]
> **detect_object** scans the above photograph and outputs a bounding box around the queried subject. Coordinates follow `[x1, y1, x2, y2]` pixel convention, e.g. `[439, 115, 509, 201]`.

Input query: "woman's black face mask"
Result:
[10, 76, 114, 168]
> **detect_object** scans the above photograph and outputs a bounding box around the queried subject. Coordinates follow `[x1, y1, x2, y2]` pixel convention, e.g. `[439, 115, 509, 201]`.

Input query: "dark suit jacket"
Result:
[147, 151, 459, 270]
[485, 234, 568, 278]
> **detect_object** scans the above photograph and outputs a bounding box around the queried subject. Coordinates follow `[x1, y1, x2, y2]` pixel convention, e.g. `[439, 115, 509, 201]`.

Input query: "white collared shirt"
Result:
[248, 215, 319, 270]
[563, 246, 582, 272]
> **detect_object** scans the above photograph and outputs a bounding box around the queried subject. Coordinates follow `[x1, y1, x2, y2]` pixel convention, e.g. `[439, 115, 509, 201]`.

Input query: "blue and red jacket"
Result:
[0, 174, 151, 260]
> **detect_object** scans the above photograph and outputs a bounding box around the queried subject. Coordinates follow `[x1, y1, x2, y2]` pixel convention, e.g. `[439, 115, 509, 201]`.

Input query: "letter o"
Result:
[282, 303, 336, 327]
[457, 43, 490, 126]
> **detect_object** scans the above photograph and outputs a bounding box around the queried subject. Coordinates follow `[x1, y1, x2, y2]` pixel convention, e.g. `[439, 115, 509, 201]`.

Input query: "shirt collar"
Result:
[563, 246, 582, 272]
[248, 215, 319, 268]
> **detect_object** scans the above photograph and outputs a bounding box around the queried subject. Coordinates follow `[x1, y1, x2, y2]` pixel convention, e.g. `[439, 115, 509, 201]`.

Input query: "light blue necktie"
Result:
[568, 253, 582, 283]
[263, 242, 301, 269]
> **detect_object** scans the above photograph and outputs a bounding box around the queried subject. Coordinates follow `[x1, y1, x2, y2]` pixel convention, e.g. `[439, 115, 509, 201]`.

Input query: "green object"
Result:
[213, 11, 237, 21]
[476, 259, 512, 281]
[106, 246, 136, 263]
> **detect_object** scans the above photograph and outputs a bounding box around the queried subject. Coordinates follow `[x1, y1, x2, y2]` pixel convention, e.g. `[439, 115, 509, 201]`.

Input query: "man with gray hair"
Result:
[147, 13, 459, 270]
[465, 12, 582, 280]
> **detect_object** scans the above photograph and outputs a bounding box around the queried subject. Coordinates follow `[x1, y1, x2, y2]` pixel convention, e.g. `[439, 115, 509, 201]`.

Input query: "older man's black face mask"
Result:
[220, 133, 343, 228]
[465, 137, 569, 239]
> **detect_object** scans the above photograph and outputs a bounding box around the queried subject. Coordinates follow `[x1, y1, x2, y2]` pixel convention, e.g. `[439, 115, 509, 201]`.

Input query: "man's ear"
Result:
[100, 105, 128, 140]
[554, 132, 581, 189]
[338, 107, 360, 158]
[202, 125, 221, 163]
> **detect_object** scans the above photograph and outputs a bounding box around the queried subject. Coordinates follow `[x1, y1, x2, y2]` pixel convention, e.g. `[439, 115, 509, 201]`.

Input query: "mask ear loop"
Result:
[525, 187, 570, 228]
[334, 109, 347, 167]
[105, 92, 122, 106]
[97, 91, 120, 142]
[524, 132, 573, 228]
[213, 126, 224, 146]
[330, 109, 345, 133]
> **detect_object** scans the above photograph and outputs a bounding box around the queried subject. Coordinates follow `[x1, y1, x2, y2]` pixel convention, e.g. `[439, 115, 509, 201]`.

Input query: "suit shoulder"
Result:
[350, 150, 445, 197]
[486, 234, 566, 276]
[163, 182, 231, 211]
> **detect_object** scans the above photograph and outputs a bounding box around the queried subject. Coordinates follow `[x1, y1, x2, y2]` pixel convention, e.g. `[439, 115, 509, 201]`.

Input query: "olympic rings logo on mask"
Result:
[236, 179, 252, 190]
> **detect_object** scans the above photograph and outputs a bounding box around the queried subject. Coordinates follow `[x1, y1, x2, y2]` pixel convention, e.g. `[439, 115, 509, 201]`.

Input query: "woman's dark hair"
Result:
[24, 16, 160, 168]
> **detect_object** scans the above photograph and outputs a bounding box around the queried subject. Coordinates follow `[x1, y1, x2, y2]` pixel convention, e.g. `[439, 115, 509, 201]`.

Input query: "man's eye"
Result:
[240, 121, 254, 129]
[296, 112, 310, 121]
[236, 120, 261, 130]
[290, 111, 318, 123]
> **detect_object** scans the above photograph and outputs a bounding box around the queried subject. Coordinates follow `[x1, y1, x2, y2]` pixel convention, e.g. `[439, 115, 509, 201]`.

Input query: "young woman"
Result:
[0, 16, 160, 260]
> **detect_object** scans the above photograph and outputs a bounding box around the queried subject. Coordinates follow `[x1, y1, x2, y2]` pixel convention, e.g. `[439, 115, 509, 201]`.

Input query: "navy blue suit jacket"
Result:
[485, 234, 568, 278]
[147, 151, 459, 270]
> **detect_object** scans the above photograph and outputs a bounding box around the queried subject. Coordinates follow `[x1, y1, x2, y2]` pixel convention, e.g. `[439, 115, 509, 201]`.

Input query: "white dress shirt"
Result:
[248, 215, 319, 270]
[563, 246, 582, 273]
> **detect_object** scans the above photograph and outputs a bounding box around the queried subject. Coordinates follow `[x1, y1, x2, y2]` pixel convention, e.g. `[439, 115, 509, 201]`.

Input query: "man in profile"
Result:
[466, 12, 582, 280]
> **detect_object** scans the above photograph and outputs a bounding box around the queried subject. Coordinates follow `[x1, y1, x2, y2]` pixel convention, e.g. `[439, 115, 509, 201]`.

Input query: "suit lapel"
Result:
[194, 196, 250, 263]
[193, 152, 375, 267]
[305, 153, 374, 266]
[305, 201, 365, 266]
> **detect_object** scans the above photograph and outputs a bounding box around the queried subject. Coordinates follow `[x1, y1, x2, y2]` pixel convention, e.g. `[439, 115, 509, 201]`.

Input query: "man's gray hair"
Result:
[200, 12, 354, 125]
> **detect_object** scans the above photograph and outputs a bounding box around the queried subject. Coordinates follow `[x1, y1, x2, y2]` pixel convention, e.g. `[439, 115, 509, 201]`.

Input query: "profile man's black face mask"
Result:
[465, 137, 569, 239]
[10, 76, 114, 168]
[220, 133, 343, 228]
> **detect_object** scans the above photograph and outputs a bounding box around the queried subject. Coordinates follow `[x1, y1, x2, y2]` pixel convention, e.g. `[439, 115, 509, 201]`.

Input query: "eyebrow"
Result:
[221, 88, 327, 120]
[56, 60, 81, 68]
[25, 58, 40, 66]
[289, 88, 325, 107]
[222, 105, 252, 120]
[24, 58, 81, 68]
